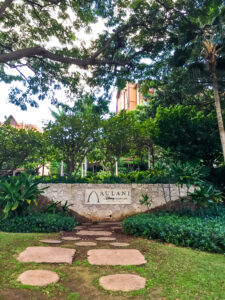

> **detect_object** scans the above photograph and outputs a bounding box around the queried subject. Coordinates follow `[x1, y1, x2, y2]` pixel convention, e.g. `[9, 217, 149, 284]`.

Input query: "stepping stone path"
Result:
[110, 242, 130, 247]
[17, 270, 59, 286]
[40, 239, 62, 244]
[75, 241, 97, 246]
[96, 237, 116, 241]
[76, 230, 112, 236]
[17, 247, 75, 264]
[75, 226, 84, 230]
[101, 222, 122, 226]
[62, 237, 81, 241]
[16, 221, 148, 293]
[111, 226, 122, 230]
[99, 274, 146, 291]
[87, 249, 147, 265]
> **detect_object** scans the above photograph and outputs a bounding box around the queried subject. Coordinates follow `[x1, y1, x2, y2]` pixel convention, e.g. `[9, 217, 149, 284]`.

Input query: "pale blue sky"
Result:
[0, 82, 116, 127]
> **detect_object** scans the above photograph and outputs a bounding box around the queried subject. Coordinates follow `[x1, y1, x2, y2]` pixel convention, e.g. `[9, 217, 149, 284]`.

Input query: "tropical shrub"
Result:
[0, 173, 47, 218]
[34, 170, 172, 184]
[187, 184, 223, 208]
[0, 213, 76, 233]
[44, 200, 73, 216]
[123, 209, 225, 253]
[150, 106, 222, 166]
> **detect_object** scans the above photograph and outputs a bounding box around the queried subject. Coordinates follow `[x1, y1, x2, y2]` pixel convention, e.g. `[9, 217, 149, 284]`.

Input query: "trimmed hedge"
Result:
[34, 171, 175, 184]
[122, 210, 225, 253]
[0, 213, 76, 233]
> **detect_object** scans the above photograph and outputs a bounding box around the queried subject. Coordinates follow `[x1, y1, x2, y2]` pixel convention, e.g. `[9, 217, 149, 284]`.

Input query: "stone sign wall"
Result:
[39, 183, 193, 221]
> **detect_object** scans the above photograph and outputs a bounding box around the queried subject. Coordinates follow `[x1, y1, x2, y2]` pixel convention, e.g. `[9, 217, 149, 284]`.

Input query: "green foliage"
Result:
[0, 213, 76, 233]
[123, 209, 225, 253]
[169, 160, 207, 188]
[0, 173, 47, 218]
[44, 200, 73, 216]
[46, 96, 103, 176]
[150, 105, 222, 165]
[100, 110, 135, 176]
[0, 124, 45, 174]
[50, 160, 66, 176]
[139, 194, 152, 210]
[188, 184, 223, 208]
[34, 170, 172, 184]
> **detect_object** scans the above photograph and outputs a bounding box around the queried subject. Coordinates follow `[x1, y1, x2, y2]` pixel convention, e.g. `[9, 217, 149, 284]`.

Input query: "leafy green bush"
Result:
[0, 213, 76, 233]
[35, 175, 90, 184]
[34, 170, 173, 184]
[0, 173, 47, 218]
[44, 200, 73, 216]
[122, 209, 225, 253]
[207, 166, 225, 191]
[187, 184, 223, 208]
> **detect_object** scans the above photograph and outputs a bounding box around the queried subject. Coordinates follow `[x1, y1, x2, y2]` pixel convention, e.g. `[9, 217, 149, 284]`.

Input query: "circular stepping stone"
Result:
[110, 242, 129, 247]
[99, 274, 146, 291]
[96, 237, 116, 241]
[17, 247, 75, 264]
[62, 237, 81, 241]
[40, 239, 62, 244]
[88, 249, 147, 266]
[17, 270, 59, 286]
[76, 230, 112, 236]
[75, 241, 97, 246]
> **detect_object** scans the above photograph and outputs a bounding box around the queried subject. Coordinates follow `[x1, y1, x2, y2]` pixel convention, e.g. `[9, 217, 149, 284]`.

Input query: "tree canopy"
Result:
[45, 95, 103, 176]
[1, 0, 224, 109]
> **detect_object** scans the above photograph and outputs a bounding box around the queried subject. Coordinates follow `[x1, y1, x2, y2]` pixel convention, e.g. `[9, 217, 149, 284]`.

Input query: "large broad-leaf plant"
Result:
[0, 173, 47, 218]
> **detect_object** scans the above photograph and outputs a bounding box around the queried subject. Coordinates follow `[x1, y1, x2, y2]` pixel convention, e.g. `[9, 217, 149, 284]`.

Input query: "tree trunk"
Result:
[42, 159, 45, 176]
[148, 147, 151, 169]
[110, 162, 115, 177]
[66, 161, 74, 176]
[211, 62, 225, 162]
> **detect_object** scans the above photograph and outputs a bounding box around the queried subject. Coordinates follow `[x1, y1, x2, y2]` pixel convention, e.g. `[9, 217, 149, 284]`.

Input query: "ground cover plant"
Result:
[122, 206, 225, 253]
[0, 232, 225, 299]
[0, 213, 76, 233]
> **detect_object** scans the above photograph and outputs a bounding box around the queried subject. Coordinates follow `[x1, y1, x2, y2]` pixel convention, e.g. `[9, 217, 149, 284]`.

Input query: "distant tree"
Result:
[100, 110, 134, 176]
[0, 125, 42, 174]
[132, 118, 155, 167]
[150, 105, 222, 166]
[45, 96, 102, 176]
[25, 131, 55, 175]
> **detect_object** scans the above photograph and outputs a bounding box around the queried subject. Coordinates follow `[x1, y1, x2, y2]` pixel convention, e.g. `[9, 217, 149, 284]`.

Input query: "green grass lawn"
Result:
[0, 232, 224, 300]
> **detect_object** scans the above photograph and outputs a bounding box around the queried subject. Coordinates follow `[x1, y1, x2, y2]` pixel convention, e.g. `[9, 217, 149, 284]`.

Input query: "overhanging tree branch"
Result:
[90, 24, 130, 60]
[0, 0, 13, 18]
[0, 46, 128, 66]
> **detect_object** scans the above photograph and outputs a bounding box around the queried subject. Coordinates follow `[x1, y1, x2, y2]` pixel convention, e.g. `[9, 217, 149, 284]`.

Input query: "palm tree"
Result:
[203, 40, 225, 161]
